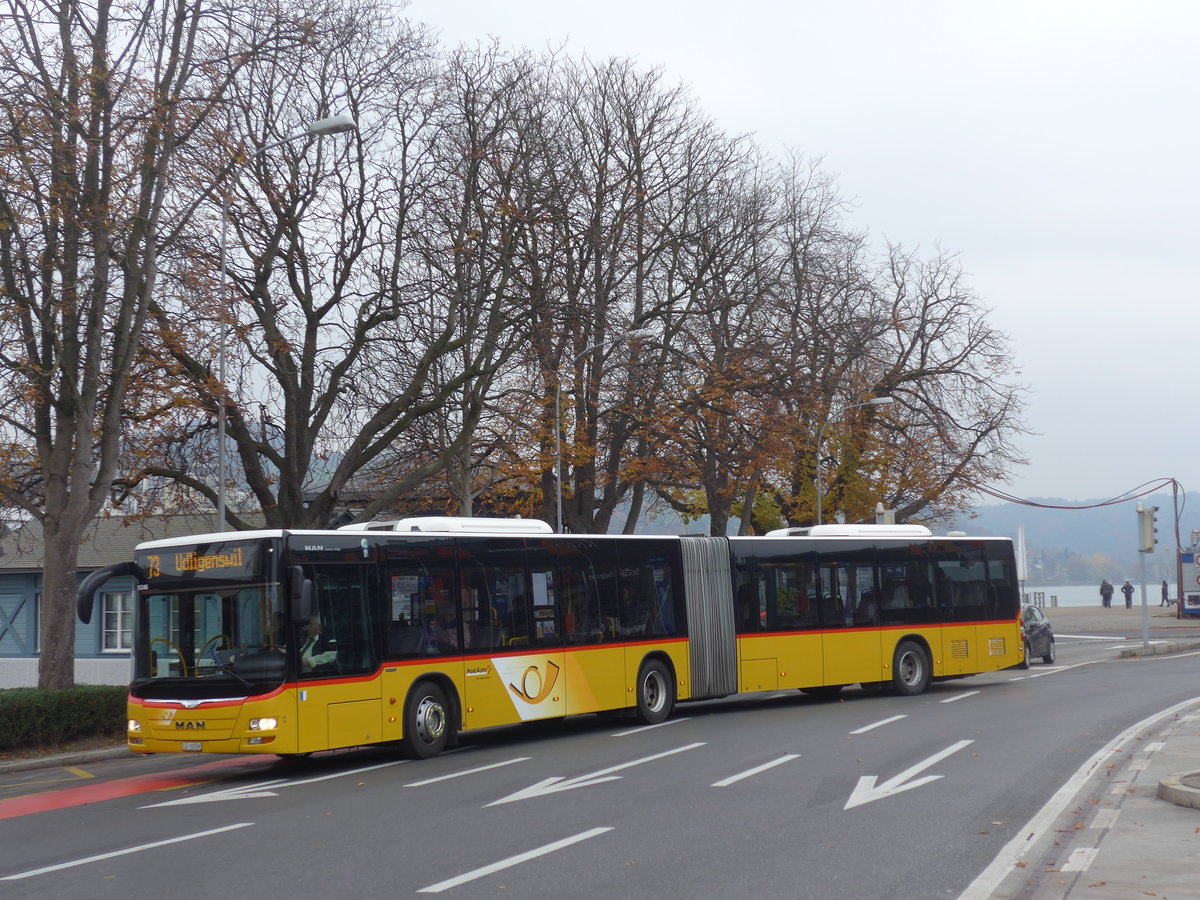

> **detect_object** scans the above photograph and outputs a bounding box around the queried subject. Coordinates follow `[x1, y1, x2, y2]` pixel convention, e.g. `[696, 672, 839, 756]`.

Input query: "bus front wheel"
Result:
[403, 682, 451, 759]
[636, 659, 675, 724]
[892, 641, 931, 696]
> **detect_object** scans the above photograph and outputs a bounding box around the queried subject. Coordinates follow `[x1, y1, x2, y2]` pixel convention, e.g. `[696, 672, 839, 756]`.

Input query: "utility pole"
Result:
[1136, 502, 1159, 650]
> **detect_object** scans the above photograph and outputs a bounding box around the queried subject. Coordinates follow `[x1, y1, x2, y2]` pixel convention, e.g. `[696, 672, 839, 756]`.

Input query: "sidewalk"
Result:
[967, 605, 1200, 899]
[0, 744, 129, 776]
[1041, 603, 1199, 636]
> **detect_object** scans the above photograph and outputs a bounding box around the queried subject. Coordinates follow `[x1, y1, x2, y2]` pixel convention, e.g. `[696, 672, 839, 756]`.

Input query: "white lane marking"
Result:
[141, 758, 409, 808]
[611, 717, 691, 737]
[1128, 758, 1149, 771]
[1057, 634, 1126, 641]
[1060, 847, 1099, 872]
[1145, 742, 1166, 752]
[405, 758, 530, 787]
[1009, 662, 1088, 680]
[1090, 808, 1120, 829]
[276, 759, 410, 787]
[1, 823, 253, 880]
[957, 694, 1200, 900]
[849, 715, 907, 734]
[940, 691, 981, 704]
[487, 743, 705, 806]
[416, 827, 612, 893]
[711, 754, 800, 788]
[845, 740, 974, 809]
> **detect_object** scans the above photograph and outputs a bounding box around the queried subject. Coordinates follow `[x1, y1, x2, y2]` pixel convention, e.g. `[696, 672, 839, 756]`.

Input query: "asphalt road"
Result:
[2, 628, 1198, 899]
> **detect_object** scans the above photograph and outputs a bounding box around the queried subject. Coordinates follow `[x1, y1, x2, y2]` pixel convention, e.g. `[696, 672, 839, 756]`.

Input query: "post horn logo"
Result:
[508, 660, 561, 704]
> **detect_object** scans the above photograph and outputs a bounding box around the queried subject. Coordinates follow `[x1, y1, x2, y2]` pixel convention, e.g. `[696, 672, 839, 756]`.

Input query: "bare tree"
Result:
[868, 245, 1029, 523]
[0, 0, 306, 688]
[493, 57, 734, 533]
[647, 146, 782, 535]
[142, 21, 538, 528]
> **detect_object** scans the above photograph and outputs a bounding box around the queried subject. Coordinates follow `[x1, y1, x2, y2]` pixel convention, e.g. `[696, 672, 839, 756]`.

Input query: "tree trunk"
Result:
[37, 524, 84, 690]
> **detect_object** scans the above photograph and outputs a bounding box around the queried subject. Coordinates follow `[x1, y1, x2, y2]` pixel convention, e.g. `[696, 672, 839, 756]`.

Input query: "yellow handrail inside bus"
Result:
[151, 637, 187, 677]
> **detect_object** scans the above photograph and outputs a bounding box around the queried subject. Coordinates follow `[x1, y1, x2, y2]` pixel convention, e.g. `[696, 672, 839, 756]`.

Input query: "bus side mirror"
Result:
[76, 561, 138, 624]
[291, 566, 313, 620]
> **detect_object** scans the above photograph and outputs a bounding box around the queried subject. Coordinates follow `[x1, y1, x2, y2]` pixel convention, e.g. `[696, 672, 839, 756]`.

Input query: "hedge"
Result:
[0, 685, 126, 751]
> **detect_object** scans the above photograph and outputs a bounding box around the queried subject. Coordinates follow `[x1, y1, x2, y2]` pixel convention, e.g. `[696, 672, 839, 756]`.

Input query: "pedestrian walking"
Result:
[1121, 579, 1135, 609]
[1161, 579, 1170, 607]
[1100, 579, 1114, 608]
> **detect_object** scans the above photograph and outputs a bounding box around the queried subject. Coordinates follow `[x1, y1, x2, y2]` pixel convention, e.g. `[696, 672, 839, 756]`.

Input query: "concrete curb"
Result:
[1118, 639, 1200, 658]
[0, 746, 129, 776]
[1157, 771, 1200, 810]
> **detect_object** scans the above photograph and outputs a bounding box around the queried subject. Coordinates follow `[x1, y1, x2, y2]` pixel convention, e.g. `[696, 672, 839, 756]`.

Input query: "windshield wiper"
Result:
[208, 648, 255, 690]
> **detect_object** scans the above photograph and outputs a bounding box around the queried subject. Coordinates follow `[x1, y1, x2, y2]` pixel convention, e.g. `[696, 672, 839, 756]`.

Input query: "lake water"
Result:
[1021, 583, 1170, 608]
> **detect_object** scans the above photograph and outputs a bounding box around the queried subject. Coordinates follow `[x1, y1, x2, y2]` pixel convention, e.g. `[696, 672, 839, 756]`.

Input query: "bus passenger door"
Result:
[819, 557, 884, 687]
[737, 555, 823, 692]
[295, 563, 382, 752]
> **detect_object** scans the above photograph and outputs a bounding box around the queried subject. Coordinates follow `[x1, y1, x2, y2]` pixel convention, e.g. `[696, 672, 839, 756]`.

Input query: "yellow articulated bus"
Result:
[75, 518, 1022, 760]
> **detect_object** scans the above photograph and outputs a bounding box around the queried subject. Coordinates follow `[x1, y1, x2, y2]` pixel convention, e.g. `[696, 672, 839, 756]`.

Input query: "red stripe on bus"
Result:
[738, 621, 1019, 639]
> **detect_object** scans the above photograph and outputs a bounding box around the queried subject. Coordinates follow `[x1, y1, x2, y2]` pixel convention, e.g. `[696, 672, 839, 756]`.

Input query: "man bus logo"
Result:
[174, 721, 206, 729]
[507, 660, 561, 705]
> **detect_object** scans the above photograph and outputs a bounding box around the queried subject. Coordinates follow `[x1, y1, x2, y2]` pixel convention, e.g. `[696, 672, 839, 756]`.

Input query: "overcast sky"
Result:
[410, 0, 1199, 504]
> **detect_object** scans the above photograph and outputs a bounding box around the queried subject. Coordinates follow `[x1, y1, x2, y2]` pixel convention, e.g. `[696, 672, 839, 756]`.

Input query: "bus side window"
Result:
[458, 538, 530, 651]
[616, 541, 681, 639]
[526, 542, 561, 648]
[557, 539, 618, 646]
[382, 538, 456, 659]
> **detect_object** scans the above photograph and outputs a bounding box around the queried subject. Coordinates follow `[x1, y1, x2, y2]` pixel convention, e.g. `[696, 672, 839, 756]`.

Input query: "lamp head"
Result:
[306, 113, 357, 136]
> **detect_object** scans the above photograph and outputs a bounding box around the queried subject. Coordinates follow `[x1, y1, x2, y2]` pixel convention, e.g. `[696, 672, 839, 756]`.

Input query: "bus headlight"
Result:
[249, 717, 278, 731]
[128, 719, 142, 733]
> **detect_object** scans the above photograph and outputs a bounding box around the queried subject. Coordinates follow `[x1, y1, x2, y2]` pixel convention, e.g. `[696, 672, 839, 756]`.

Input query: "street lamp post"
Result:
[554, 330, 650, 533]
[814, 395, 894, 526]
[216, 113, 356, 531]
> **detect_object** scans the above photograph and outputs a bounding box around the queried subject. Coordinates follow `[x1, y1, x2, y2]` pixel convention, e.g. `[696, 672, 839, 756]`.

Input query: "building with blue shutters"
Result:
[0, 513, 225, 688]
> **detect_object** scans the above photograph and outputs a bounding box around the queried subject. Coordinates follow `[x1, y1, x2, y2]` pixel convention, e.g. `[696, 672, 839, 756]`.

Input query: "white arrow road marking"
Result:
[2, 823, 254, 880]
[417, 827, 613, 893]
[486, 742, 706, 806]
[844, 740, 974, 810]
[140, 759, 408, 808]
[141, 779, 288, 807]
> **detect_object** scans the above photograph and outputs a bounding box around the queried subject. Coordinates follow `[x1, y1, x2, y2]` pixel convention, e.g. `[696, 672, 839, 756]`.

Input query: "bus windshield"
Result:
[133, 538, 286, 698]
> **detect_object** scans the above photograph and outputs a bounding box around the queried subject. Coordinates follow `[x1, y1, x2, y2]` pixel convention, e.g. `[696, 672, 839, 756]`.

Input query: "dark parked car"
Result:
[1019, 604, 1055, 667]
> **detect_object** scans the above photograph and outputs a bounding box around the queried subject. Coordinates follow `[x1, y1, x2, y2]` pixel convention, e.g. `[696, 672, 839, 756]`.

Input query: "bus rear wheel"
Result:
[1019, 640, 1032, 670]
[403, 682, 451, 759]
[892, 641, 931, 696]
[636, 659, 675, 724]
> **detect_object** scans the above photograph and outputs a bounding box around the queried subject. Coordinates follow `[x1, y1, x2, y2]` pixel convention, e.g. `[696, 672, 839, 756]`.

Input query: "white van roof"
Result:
[338, 516, 554, 534]
[764, 524, 934, 538]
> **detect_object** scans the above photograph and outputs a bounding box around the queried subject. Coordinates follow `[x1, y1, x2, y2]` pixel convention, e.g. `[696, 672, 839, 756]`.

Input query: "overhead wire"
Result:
[976, 478, 1188, 544]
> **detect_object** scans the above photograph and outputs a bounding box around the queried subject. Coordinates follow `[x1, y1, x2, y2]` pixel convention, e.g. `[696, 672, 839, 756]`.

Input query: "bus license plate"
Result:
[182, 742, 202, 752]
